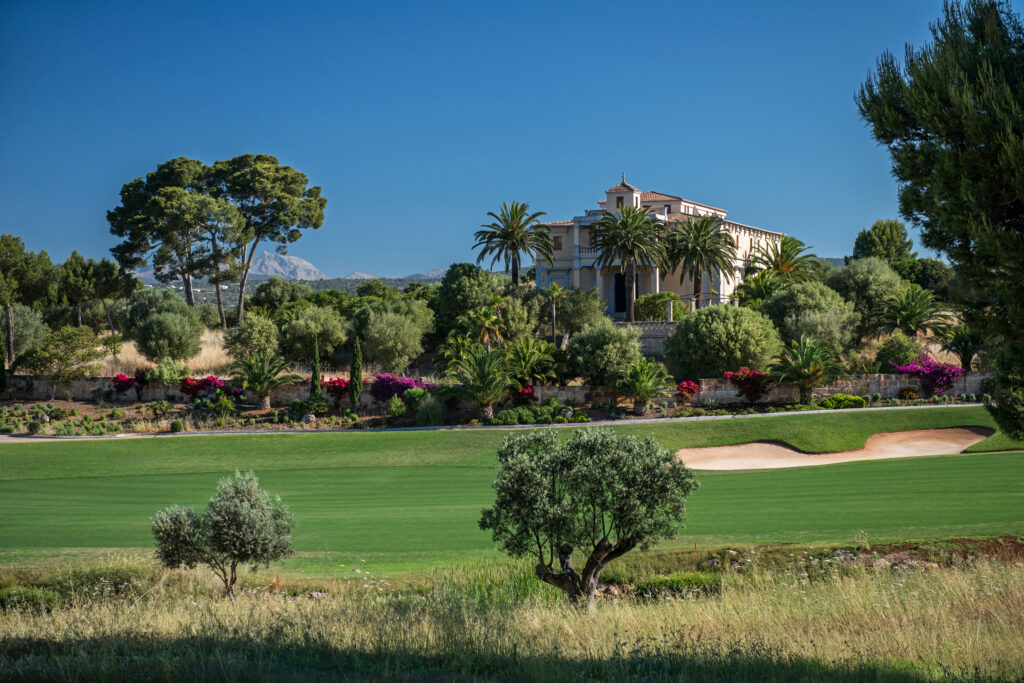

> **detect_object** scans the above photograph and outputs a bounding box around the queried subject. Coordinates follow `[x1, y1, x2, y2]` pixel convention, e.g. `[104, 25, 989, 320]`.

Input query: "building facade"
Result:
[535, 177, 784, 317]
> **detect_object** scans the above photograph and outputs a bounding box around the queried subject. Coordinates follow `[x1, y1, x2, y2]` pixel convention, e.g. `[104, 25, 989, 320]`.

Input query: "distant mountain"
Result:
[250, 251, 325, 281]
[404, 266, 448, 280]
[342, 272, 378, 280]
[337, 267, 448, 281]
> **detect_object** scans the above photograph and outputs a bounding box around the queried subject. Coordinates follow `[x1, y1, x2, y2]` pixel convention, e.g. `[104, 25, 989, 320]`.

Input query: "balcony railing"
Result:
[575, 245, 599, 256]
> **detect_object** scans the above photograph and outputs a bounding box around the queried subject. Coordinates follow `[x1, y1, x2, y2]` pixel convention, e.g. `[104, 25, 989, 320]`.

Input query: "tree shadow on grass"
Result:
[0, 634, 1002, 682]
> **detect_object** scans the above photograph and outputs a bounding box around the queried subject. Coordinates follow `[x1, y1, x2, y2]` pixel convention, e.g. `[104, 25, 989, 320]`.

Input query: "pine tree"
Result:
[349, 338, 363, 406]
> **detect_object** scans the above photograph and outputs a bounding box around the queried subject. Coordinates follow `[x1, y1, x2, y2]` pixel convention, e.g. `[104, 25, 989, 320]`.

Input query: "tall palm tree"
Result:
[751, 235, 815, 282]
[734, 270, 782, 308]
[474, 202, 555, 286]
[770, 336, 842, 404]
[231, 353, 302, 411]
[592, 206, 667, 322]
[875, 284, 951, 338]
[546, 282, 565, 346]
[666, 215, 738, 310]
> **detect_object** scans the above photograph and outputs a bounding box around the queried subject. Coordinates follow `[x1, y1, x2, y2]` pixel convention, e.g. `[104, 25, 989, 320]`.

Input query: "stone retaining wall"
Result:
[5, 372, 991, 409]
[614, 321, 679, 358]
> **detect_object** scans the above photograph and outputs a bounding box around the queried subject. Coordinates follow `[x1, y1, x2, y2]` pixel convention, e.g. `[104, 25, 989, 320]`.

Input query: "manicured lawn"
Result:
[1, 406, 1021, 575]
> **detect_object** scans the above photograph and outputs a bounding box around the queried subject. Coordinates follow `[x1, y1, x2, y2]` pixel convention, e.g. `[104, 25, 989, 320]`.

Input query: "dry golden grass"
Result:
[99, 330, 232, 376]
[1, 558, 1022, 680]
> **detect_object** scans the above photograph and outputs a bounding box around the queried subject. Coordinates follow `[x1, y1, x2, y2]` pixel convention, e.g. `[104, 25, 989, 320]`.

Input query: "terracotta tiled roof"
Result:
[605, 181, 640, 193]
[640, 191, 682, 202]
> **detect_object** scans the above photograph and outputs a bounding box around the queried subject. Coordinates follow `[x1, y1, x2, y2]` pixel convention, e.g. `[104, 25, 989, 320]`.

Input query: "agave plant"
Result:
[231, 353, 302, 410]
[770, 336, 842, 404]
[505, 338, 557, 387]
[617, 357, 675, 414]
[446, 346, 513, 418]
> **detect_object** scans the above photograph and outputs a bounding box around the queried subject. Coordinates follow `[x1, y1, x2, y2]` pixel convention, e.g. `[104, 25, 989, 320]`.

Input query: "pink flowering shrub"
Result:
[724, 367, 773, 403]
[112, 373, 135, 393]
[676, 381, 699, 400]
[892, 354, 964, 396]
[369, 373, 434, 401]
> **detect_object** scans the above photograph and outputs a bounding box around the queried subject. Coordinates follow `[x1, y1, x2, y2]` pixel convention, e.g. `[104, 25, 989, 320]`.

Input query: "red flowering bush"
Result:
[112, 373, 135, 393]
[724, 367, 773, 403]
[180, 376, 225, 397]
[322, 377, 350, 401]
[509, 384, 534, 405]
[676, 381, 699, 400]
[369, 374, 434, 401]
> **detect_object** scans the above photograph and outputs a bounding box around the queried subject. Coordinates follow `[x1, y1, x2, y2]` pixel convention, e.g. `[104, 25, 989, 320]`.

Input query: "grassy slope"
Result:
[1, 406, 1022, 575]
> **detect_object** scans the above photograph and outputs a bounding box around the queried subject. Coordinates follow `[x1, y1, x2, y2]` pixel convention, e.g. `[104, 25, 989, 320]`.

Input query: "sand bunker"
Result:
[676, 427, 994, 470]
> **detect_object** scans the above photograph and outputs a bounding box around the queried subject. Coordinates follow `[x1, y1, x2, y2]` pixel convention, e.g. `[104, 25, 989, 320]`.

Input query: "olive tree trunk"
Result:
[535, 539, 635, 611]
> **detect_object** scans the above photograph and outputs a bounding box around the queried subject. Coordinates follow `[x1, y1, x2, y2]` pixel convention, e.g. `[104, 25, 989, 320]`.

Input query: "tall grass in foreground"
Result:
[1, 558, 1021, 681]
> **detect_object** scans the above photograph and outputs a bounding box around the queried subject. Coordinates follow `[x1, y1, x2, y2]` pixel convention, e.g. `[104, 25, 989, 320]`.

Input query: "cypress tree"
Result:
[350, 338, 362, 406]
[309, 335, 322, 399]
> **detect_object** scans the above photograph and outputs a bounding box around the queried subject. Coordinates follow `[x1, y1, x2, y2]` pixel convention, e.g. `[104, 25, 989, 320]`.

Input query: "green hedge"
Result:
[633, 572, 721, 599]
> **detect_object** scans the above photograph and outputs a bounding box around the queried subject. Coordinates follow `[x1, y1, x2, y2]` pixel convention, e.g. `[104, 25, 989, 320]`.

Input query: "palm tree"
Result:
[735, 270, 782, 308]
[505, 338, 557, 387]
[231, 353, 302, 411]
[437, 334, 482, 372]
[592, 206, 667, 322]
[941, 325, 984, 370]
[474, 202, 555, 286]
[618, 358, 674, 414]
[770, 336, 842, 404]
[446, 346, 512, 419]
[666, 215, 738, 310]
[545, 282, 566, 346]
[875, 284, 951, 338]
[464, 306, 505, 351]
[751, 235, 815, 282]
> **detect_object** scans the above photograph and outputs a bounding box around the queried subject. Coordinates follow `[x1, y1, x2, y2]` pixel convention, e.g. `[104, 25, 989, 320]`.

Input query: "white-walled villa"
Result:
[535, 177, 784, 317]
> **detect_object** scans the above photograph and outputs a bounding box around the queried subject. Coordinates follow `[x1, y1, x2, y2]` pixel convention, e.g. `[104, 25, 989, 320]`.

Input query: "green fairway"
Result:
[1, 406, 1022, 575]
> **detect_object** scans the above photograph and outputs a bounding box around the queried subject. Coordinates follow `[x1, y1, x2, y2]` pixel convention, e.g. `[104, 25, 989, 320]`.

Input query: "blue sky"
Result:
[0, 1, 994, 277]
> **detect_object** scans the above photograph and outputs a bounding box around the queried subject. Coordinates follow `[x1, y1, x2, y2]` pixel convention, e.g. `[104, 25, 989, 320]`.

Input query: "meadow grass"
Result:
[0, 556, 1021, 681]
[0, 407, 1022, 575]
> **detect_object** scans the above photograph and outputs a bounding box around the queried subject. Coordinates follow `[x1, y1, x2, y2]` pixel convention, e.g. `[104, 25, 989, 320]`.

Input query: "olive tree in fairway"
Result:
[152, 471, 294, 598]
[480, 429, 698, 610]
[665, 305, 782, 381]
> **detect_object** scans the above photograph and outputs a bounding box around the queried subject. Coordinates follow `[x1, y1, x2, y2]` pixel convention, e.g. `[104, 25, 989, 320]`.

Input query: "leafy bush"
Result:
[618, 358, 674, 413]
[224, 314, 279, 360]
[898, 388, 919, 400]
[558, 288, 609, 335]
[819, 393, 866, 410]
[280, 306, 348, 362]
[492, 409, 519, 425]
[133, 312, 203, 363]
[875, 332, 924, 372]
[250, 276, 312, 311]
[565, 320, 642, 386]
[303, 395, 330, 416]
[362, 310, 425, 373]
[633, 572, 721, 599]
[893, 354, 965, 396]
[145, 358, 188, 387]
[665, 305, 782, 381]
[759, 281, 860, 351]
[370, 374, 434, 402]
[634, 291, 683, 321]
[676, 380, 699, 400]
[169, 419, 184, 433]
[388, 395, 407, 418]
[724, 367, 773, 403]
[402, 387, 429, 410]
[414, 395, 445, 426]
[826, 257, 903, 335]
[27, 420, 41, 434]
[0, 586, 61, 612]
[0, 302, 49, 358]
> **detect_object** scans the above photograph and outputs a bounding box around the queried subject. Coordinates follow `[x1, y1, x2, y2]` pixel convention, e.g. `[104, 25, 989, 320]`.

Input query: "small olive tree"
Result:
[480, 429, 698, 610]
[152, 471, 294, 597]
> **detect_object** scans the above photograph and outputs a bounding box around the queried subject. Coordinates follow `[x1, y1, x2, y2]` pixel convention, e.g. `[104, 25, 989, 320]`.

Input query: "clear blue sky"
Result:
[0, 1, 995, 277]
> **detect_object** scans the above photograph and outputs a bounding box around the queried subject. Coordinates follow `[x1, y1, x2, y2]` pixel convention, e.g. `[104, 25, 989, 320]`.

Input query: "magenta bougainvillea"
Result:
[369, 373, 434, 401]
[892, 355, 964, 396]
[724, 367, 773, 403]
[676, 381, 699, 400]
[112, 373, 135, 393]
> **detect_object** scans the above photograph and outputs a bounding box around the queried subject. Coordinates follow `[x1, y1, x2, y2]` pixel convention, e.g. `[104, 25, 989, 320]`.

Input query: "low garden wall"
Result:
[615, 321, 678, 358]
[5, 372, 991, 409]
